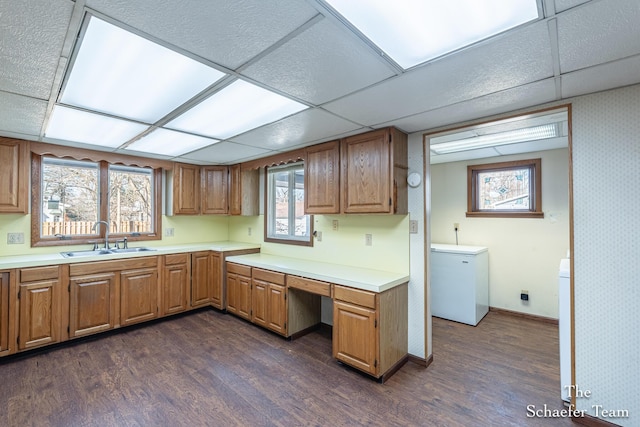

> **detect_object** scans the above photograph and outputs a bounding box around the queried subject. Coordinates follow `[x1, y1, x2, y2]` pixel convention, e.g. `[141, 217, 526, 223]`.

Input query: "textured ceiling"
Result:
[0, 0, 639, 165]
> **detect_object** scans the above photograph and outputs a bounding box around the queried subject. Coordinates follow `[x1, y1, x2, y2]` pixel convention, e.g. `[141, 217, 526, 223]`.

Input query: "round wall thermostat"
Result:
[407, 172, 421, 188]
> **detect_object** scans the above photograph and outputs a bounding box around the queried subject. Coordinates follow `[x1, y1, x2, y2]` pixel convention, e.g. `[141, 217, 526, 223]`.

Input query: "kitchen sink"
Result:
[61, 247, 156, 258]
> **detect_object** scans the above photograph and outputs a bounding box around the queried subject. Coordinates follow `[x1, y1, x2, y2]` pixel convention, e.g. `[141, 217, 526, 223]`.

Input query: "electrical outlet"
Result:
[332, 220, 339, 231]
[521, 290, 529, 301]
[454, 222, 460, 231]
[409, 220, 418, 234]
[248, 227, 252, 236]
[365, 233, 373, 246]
[7, 232, 24, 244]
[164, 228, 174, 237]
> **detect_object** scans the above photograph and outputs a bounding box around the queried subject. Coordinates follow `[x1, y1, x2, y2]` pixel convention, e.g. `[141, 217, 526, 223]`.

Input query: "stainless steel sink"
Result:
[61, 247, 156, 258]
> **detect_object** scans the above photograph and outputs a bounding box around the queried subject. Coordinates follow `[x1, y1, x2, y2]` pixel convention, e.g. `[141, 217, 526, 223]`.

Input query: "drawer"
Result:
[334, 285, 377, 309]
[70, 256, 157, 276]
[19, 265, 59, 283]
[165, 253, 188, 265]
[287, 275, 331, 297]
[253, 268, 285, 285]
[227, 262, 251, 277]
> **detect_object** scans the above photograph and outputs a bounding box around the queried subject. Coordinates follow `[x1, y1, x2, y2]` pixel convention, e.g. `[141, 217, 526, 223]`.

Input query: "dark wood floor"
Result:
[0, 310, 575, 426]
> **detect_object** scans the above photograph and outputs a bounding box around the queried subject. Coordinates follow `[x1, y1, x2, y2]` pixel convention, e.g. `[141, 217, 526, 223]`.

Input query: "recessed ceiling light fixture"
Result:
[324, 0, 540, 69]
[126, 128, 220, 157]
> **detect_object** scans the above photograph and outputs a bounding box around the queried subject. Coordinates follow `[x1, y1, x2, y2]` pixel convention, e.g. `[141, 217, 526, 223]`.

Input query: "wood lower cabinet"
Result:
[333, 283, 408, 380]
[210, 252, 223, 309]
[191, 251, 213, 308]
[0, 271, 11, 354]
[69, 272, 116, 338]
[120, 268, 158, 326]
[226, 263, 252, 321]
[251, 268, 286, 336]
[161, 254, 190, 316]
[17, 266, 63, 351]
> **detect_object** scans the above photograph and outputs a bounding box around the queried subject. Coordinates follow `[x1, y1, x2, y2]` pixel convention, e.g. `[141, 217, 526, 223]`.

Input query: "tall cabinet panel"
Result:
[0, 272, 10, 354]
[0, 138, 28, 213]
[305, 140, 340, 214]
[229, 164, 260, 216]
[201, 166, 229, 214]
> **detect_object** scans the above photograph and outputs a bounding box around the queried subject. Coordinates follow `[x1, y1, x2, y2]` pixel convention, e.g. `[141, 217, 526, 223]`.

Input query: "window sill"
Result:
[264, 236, 313, 247]
[465, 211, 544, 219]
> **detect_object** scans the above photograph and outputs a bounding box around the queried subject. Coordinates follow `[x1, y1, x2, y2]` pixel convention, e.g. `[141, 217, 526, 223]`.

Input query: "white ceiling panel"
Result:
[562, 55, 640, 98]
[273, 127, 370, 152]
[553, 0, 591, 13]
[493, 137, 567, 155]
[0, 0, 74, 98]
[242, 18, 395, 105]
[178, 141, 272, 165]
[323, 21, 553, 126]
[85, 0, 319, 70]
[557, 0, 640, 73]
[0, 92, 48, 136]
[382, 79, 558, 133]
[230, 108, 362, 150]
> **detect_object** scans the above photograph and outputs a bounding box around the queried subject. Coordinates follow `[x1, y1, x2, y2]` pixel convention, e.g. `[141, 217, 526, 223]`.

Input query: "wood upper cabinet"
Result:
[333, 284, 408, 380]
[201, 166, 229, 214]
[0, 272, 10, 354]
[17, 266, 63, 351]
[341, 127, 407, 214]
[0, 138, 28, 214]
[161, 254, 190, 316]
[226, 263, 251, 320]
[173, 163, 201, 215]
[229, 164, 259, 216]
[251, 268, 286, 336]
[304, 140, 340, 214]
[191, 251, 213, 308]
[120, 267, 158, 326]
[70, 272, 116, 338]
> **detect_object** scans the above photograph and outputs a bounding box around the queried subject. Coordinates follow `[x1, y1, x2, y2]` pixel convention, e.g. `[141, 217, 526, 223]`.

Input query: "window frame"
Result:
[264, 162, 313, 247]
[466, 158, 543, 218]
[31, 153, 162, 247]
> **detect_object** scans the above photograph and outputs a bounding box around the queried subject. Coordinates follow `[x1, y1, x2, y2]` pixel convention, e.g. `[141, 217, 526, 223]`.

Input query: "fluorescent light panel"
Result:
[60, 15, 225, 123]
[166, 79, 308, 139]
[431, 123, 561, 154]
[325, 0, 539, 69]
[126, 128, 220, 156]
[45, 106, 149, 148]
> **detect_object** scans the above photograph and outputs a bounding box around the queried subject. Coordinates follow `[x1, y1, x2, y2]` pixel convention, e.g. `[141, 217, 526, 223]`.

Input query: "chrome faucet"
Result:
[92, 220, 110, 250]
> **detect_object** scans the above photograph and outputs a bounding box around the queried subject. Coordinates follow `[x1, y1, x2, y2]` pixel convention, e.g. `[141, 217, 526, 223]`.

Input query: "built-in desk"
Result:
[224, 253, 409, 382]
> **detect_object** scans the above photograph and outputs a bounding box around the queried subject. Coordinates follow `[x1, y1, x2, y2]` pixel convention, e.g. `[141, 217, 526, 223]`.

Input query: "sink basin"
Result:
[61, 247, 156, 258]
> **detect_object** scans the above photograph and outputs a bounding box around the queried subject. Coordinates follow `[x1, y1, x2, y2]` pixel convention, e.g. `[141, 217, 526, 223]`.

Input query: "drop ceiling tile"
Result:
[323, 21, 553, 126]
[178, 141, 272, 165]
[273, 127, 370, 152]
[554, 0, 590, 13]
[562, 55, 640, 98]
[557, 0, 640, 73]
[230, 108, 362, 150]
[241, 18, 395, 104]
[85, 0, 319, 70]
[381, 79, 558, 133]
[0, 92, 48, 136]
[0, 0, 74, 98]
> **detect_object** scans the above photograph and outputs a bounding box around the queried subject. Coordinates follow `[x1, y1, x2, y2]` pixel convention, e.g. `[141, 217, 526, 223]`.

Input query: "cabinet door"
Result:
[201, 166, 228, 214]
[18, 280, 61, 350]
[341, 129, 391, 214]
[70, 273, 117, 337]
[305, 140, 340, 214]
[267, 283, 286, 335]
[0, 272, 9, 353]
[120, 268, 158, 326]
[333, 300, 378, 376]
[229, 164, 260, 216]
[251, 279, 268, 328]
[228, 274, 251, 321]
[226, 272, 239, 315]
[173, 163, 200, 215]
[210, 252, 223, 309]
[191, 252, 212, 307]
[0, 139, 28, 213]
[162, 263, 189, 316]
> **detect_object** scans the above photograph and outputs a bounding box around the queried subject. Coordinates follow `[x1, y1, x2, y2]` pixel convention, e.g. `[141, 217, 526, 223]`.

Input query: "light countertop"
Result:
[431, 243, 488, 255]
[225, 253, 409, 293]
[0, 241, 260, 269]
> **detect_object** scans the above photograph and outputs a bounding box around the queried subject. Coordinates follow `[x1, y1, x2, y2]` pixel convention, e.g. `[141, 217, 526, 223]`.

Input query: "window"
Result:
[467, 158, 543, 218]
[32, 155, 161, 247]
[265, 163, 312, 245]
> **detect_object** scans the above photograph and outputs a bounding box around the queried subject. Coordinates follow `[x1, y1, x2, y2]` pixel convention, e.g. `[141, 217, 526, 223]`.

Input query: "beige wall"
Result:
[430, 148, 570, 319]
